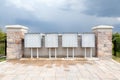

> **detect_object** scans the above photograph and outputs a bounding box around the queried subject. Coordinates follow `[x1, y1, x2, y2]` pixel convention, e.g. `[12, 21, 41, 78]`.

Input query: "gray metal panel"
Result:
[25, 34, 41, 48]
[82, 34, 95, 47]
[62, 34, 78, 47]
[45, 34, 58, 48]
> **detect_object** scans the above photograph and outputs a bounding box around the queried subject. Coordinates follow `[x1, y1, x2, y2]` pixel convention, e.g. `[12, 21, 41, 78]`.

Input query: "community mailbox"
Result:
[45, 34, 58, 48]
[25, 34, 42, 48]
[82, 34, 95, 47]
[62, 34, 78, 47]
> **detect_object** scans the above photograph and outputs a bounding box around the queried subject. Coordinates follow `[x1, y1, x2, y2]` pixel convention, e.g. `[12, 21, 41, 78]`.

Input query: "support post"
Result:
[67, 48, 69, 58]
[85, 48, 86, 58]
[31, 48, 33, 58]
[90, 48, 92, 58]
[49, 48, 51, 58]
[55, 48, 57, 58]
[72, 48, 74, 58]
[37, 48, 39, 58]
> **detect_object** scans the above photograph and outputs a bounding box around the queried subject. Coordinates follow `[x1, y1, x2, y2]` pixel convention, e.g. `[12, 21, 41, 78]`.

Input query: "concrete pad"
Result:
[0, 59, 120, 80]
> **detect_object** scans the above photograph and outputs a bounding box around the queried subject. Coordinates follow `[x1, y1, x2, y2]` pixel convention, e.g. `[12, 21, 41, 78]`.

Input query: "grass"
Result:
[0, 57, 6, 62]
[112, 51, 120, 63]
[112, 56, 120, 63]
[0, 42, 5, 56]
[0, 41, 6, 62]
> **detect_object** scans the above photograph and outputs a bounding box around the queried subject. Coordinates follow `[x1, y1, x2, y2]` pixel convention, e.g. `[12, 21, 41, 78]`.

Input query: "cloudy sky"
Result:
[0, 0, 120, 32]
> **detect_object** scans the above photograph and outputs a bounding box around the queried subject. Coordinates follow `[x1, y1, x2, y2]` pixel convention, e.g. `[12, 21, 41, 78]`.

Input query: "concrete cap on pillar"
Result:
[92, 25, 114, 30]
[5, 25, 28, 30]
[5, 25, 29, 33]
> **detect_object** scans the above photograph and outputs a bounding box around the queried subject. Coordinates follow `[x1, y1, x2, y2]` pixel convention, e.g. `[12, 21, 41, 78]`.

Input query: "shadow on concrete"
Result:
[7, 58, 95, 68]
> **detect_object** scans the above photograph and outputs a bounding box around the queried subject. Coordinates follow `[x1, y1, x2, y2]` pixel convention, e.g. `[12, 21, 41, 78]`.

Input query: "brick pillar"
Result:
[92, 25, 113, 59]
[6, 25, 28, 59]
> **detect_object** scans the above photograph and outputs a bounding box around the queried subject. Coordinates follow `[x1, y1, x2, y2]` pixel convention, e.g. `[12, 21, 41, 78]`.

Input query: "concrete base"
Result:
[20, 57, 99, 61]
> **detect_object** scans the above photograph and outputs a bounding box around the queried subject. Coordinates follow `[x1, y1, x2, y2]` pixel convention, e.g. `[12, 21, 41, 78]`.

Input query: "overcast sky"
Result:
[0, 0, 120, 32]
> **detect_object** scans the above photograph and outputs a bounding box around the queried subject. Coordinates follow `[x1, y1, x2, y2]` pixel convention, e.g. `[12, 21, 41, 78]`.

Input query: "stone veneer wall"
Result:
[92, 25, 113, 59]
[6, 25, 28, 59]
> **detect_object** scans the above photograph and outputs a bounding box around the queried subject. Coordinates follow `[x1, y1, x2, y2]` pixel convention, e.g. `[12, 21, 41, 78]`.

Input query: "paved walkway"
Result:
[0, 59, 120, 80]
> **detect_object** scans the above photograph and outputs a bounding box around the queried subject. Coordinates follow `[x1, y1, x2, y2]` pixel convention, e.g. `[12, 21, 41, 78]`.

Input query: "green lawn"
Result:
[0, 42, 5, 55]
[0, 57, 6, 62]
[113, 56, 120, 63]
[0, 41, 6, 62]
[112, 51, 120, 63]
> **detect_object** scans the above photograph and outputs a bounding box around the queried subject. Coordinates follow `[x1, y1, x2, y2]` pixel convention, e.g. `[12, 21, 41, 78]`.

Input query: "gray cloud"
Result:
[113, 24, 120, 32]
[0, 0, 119, 32]
[84, 0, 120, 17]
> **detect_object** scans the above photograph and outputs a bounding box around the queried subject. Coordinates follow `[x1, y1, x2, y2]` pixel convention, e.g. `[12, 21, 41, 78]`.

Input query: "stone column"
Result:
[92, 25, 113, 59]
[6, 25, 28, 59]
